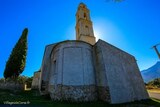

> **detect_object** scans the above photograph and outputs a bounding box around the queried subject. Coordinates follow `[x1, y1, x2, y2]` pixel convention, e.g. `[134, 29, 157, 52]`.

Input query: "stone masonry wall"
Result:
[0, 82, 24, 90]
[32, 71, 41, 89]
[49, 85, 97, 102]
[40, 44, 56, 94]
[94, 39, 149, 104]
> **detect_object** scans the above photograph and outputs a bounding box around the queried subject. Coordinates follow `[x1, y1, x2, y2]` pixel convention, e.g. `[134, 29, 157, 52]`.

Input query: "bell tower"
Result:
[75, 3, 96, 45]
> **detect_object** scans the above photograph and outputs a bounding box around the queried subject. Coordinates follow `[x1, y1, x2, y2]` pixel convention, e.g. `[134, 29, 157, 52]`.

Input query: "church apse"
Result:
[47, 41, 97, 101]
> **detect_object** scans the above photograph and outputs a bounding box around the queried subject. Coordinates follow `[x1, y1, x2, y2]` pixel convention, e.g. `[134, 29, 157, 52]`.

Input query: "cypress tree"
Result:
[4, 28, 28, 79]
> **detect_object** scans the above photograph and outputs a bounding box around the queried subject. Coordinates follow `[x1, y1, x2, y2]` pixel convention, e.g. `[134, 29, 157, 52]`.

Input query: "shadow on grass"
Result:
[0, 89, 160, 107]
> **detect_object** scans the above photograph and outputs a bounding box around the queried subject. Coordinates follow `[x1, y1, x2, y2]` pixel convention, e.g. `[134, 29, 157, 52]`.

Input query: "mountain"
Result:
[141, 61, 160, 83]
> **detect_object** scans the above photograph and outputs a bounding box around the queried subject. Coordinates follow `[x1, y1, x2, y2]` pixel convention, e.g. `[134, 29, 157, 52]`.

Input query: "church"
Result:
[34, 3, 149, 104]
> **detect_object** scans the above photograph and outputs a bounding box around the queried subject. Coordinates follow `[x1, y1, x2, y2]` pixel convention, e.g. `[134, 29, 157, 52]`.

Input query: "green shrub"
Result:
[147, 78, 160, 88]
[0, 75, 32, 85]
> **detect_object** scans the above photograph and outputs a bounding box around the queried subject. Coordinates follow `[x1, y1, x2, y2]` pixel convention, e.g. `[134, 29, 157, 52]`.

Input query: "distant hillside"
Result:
[141, 61, 160, 83]
[147, 78, 160, 88]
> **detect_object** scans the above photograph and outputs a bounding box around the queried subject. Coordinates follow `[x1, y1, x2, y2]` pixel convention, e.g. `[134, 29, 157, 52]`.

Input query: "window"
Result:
[78, 28, 79, 35]
[84, 13, 87, 19]
[85, 25, 88, 28]
[53, 60, 56, 74]
[85, 26, 89, 35]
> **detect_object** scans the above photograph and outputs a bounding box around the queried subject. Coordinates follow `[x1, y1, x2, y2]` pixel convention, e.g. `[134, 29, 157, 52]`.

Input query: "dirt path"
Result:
[149, 92, 160, 100]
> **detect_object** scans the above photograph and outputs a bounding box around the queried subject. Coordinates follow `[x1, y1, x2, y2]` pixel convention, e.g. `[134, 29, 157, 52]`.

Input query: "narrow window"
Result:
[85, 26, 89, 35]
[78, 28, 79, 35]
[84, 13, 87, 19]
[53, 60, 56, 74]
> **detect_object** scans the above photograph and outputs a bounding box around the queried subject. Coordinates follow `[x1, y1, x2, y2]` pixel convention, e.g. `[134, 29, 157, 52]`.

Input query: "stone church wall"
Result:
[31, 71, 41, 89]
[40, 44, 56, 94]
[39, 40, 149, 103]
[94, 39, 149, 104]
[93, 41, 111, 102]
[0, 81, 24, 90]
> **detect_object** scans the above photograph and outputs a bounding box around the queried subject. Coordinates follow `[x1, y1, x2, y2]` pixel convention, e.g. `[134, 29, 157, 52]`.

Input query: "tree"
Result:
[147, 78, 160, 89]
[4, 28, 28, 79]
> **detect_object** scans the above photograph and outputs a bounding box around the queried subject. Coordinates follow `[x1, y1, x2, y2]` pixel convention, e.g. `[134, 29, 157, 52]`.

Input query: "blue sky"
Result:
[0, 0, 160, 78]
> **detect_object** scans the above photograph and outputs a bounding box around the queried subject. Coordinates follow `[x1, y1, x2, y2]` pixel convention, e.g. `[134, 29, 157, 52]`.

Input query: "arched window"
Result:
[84, 13, 87, 19]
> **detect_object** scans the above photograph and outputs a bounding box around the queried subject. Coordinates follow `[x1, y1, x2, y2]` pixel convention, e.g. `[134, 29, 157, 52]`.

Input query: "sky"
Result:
[0, 0, 160, 78]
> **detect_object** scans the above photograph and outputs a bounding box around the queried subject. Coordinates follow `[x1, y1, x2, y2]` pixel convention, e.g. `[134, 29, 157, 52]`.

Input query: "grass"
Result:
[0, 89, 160, 107]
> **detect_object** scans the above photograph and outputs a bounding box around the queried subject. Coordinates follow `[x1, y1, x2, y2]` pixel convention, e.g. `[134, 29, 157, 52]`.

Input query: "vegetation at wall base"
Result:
[0, 89, 160, 107]
[146, 78, 160, 89]
[0, 76, 32, 88]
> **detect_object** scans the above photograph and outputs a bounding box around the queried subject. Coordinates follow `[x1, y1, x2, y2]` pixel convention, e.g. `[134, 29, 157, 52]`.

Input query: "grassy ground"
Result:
[0, 89, 160, 107]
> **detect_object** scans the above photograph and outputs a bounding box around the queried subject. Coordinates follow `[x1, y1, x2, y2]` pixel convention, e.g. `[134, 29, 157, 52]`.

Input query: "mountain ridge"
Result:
[141, 61, 160, 83]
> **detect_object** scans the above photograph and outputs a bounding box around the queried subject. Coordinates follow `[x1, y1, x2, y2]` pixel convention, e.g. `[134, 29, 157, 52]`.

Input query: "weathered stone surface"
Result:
[40, 44, 56, 94]
[94, 39, 149, 104]
[97, 86, 110, 102]
[48, 41, 95, 87]
[49, 85, 97, 102]
[0, 81, 24, 90]
[32, 71, 41, 89]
